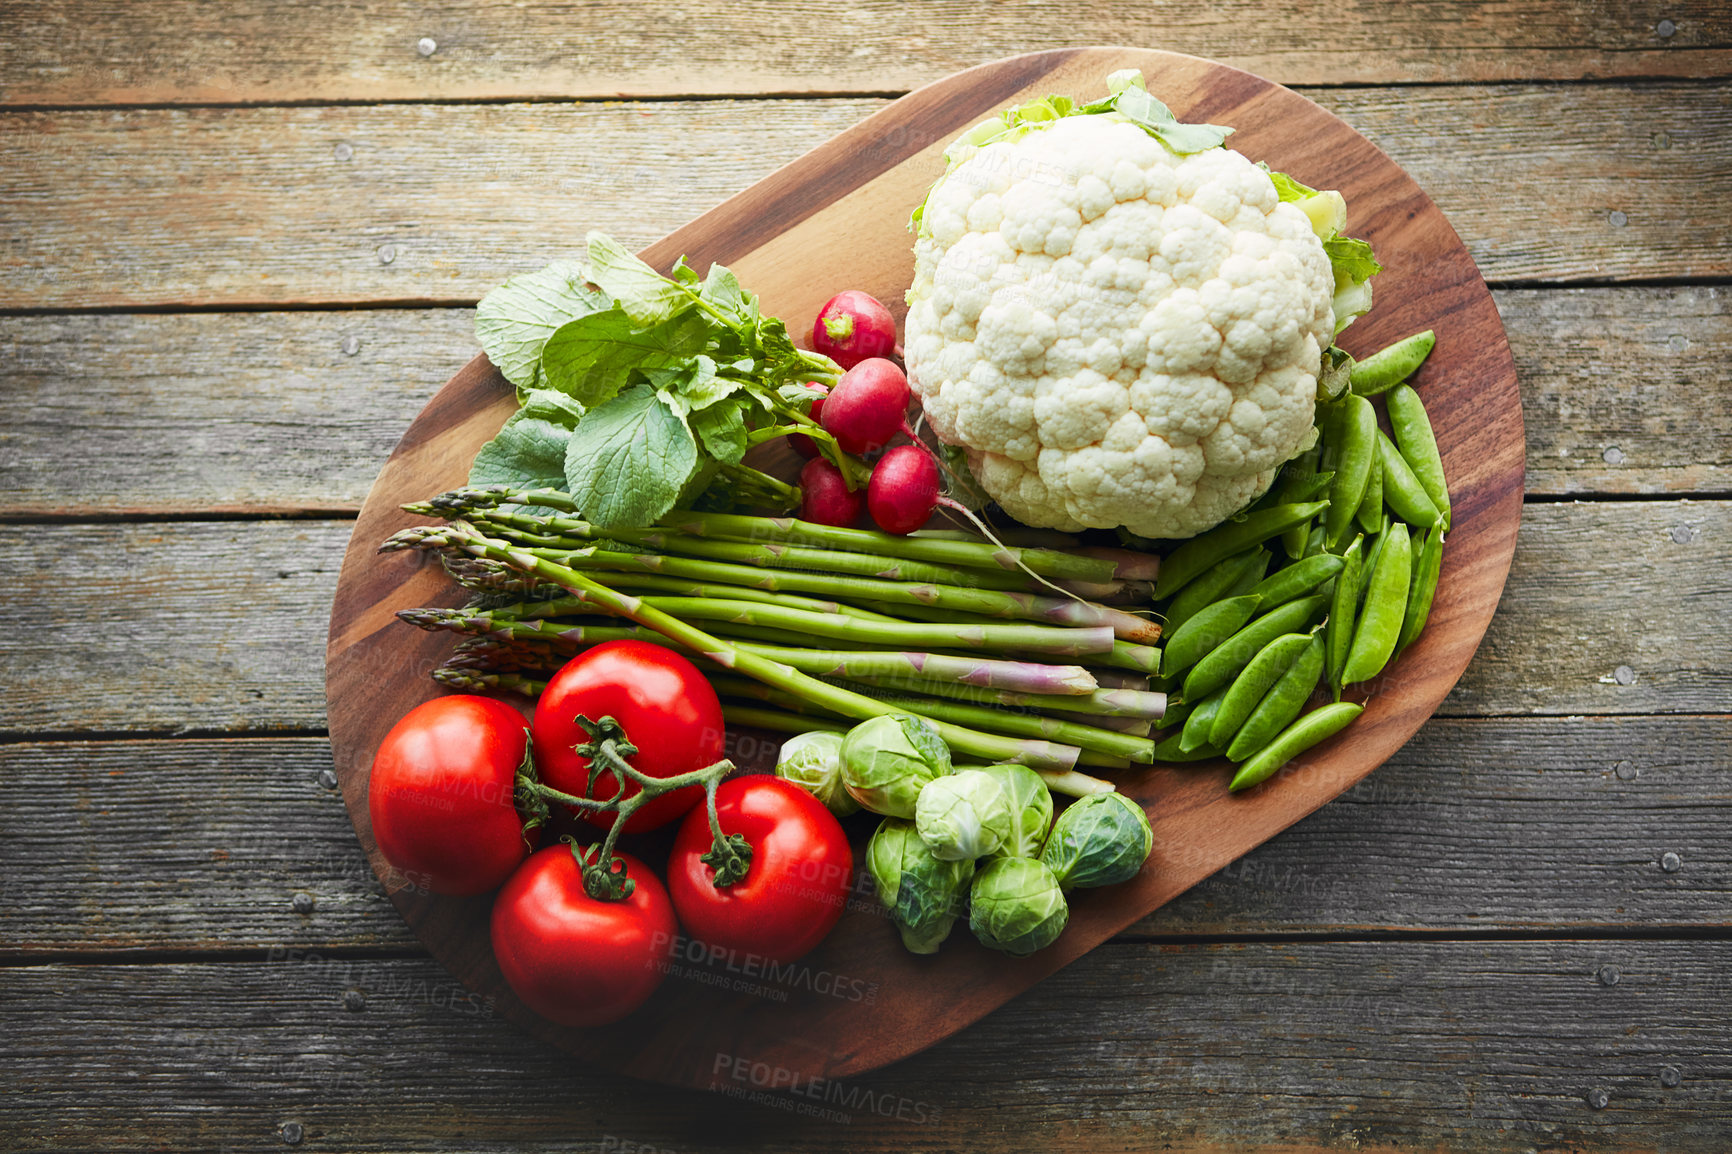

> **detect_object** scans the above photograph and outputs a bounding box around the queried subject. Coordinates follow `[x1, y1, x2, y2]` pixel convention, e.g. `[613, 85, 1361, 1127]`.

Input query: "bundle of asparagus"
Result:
[384, 486, 1165, 796]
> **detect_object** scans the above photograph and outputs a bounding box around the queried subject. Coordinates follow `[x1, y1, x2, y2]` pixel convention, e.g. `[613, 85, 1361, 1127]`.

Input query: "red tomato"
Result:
[532, 640, 726, 833]
[666, 775, 853, 965]
[490, 846, 676, 1028]
[367, 694, 532, 896]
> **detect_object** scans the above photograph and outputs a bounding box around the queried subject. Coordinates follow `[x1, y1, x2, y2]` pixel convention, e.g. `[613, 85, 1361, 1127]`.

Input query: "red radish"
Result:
[822, 358, 911, 455]
[812, 290, 898, 369]
[788, 385, 827, 460]
[799, 457, 863, 527]
[867, 444, 942, 535]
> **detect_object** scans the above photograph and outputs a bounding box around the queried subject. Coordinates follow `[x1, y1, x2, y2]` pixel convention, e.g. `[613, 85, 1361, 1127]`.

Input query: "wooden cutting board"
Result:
[326, 47, 1522, 1087]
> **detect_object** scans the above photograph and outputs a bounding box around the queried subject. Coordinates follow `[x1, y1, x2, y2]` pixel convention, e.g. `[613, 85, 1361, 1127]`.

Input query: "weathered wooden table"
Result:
[2, 4, 1728, 1150]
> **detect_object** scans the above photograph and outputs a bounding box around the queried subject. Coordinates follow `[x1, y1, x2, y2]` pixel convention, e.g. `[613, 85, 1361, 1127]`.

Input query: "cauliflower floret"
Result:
[907, 114, 1336, 539]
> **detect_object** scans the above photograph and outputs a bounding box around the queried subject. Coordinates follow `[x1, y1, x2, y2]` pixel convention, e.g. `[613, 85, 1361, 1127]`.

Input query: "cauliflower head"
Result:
[905, 112, 1338, 540]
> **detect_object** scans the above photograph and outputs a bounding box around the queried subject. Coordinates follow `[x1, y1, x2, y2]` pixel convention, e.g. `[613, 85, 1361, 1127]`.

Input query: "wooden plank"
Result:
[1, 941, 1726, 1150]
[0, 309, 473, 516]
[2, 84, 1726, 309]
[0, 0, 1725, 106]
[3, 718, 1723, 956]
[0, 737, 418, 956]
[1507, 286, 1732, 496]
[2, 288, 1724, 516]
[0, 499, 1725, 736]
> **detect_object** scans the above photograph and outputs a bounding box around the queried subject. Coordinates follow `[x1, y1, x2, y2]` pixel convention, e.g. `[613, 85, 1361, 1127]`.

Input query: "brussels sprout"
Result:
[841, 714, 953, 818]
[973, 763, 1053, 860]
[1039, 791, 1154, 890]
[774, 730, 858, 817]
[968, 857, 1068, 956]
[867, 818, 974, 954]
[915, 769, 1013, 861]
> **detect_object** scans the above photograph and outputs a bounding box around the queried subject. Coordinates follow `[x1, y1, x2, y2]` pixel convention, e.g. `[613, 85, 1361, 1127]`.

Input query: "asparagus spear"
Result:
[837, 672, 1166, 719]
[417, 487, 1118, 581]
[384, 524, 1089, 771]
[633, 596, 1113, 658]
[467, 507, 1044, 593]
[402, 609, 1100, 696]
[706, 675, 1156, 762]
[504, 543, 1159, 641]
[850, 599, 1161, 672]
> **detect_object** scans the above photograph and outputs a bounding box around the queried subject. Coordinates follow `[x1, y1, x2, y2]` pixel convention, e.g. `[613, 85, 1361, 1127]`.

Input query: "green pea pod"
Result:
[1388, 384, 1451, 529]
[1152, 730, 1226, 763]
[1228, 632, 1327, 761]
[1228, 702, 1364, 791]
[1223, 549, 1274, 598]
[1208, 631, 1315, 751]
[1303, 522, 1327, 558]
[1377, 432, 1441, 528]
[1349, 330, 1435, 397]
[1181, 593, 1331, 702]
[1395, 521, 1445, 658]
[1274, 447, 1330, 559]
[1160, 594, 1262, 679]
[1323, 395, 1377, 551]
[1355, 449, 1383, 534]
[1343, 521, 1412, 686]
[1324, 534, 1364, 696]
[1153, 501, 1330, 600]
[1358, 517, 1390, 606]
[1248, 552, 1345, 611]
[1178, 685, 1230, 753]
[1163, 548, 1267, 636]
[1316, 397, 1345, 472]
[1154, 697, 1193, 732]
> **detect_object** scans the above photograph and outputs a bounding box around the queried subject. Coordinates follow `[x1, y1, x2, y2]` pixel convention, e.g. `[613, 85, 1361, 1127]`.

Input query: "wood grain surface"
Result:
[2, 287, 1720, 517]
[5, 941, 1728, 1151]
[4, 717, 1725, 958]
[5, 6, 1728, 1149]
[2, 83, 1725, 309]
[1, 0, 1725, 105]
[324, 47, 1522, 1085]
[2, 501, 1723, 738]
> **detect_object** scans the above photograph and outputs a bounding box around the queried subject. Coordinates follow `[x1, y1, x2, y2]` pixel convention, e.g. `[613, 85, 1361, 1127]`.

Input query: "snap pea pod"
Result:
[1154, 697, 1193, 732]
[1387, 384, 1451, 529]
[1153, 501, 1330, 600]
[1303, 522, 1327, 558]
[1228, 702, 1364, 791]
[1181, 594, 1331, 702]
[1208, 631, 1316, 751]
[1224, 550, 1274, 598]
[1395, 521, 1445, 658]
[1349, 329, 1435, 397]
[1276, 444, 1326, 557]
[1178, 686, 1230, 753]
[1355, 449, 1384, 534]
[1377, 431, 1442, 528]
[1271, 478, 1335, 560]
[1324, 395, 1377, 551]
[1324, 534, 1365, 696]
[1359, 516, 1390, 606]
[1343, 521, 1412, 686]
[1160, 594, 1261, 678]
[1163, 548, 1268, 636]
[1227, 632, 1327, 761]
[1152, 730, 1226, 762]
[1247, 552, 1345, 611]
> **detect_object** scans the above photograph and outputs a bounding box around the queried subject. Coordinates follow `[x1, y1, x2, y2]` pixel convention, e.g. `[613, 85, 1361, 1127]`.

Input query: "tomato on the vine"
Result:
[666, 775, 853, 965]
[490, 846, 676, 1027]
[531, 640, 726, 833]
[367, 694, 532, 896]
